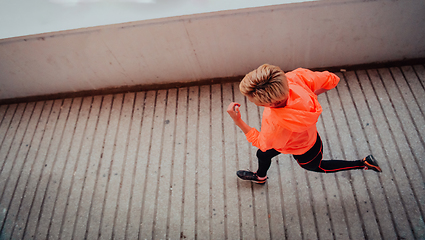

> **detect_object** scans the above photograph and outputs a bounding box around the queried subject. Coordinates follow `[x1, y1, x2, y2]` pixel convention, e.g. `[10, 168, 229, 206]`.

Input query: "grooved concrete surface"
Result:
[0, 66, 424, 239]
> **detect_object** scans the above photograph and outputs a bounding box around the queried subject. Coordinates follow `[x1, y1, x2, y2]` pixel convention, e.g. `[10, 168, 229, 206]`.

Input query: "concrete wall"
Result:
[1, 0, 424, 100]
[0, 0, 314, 40]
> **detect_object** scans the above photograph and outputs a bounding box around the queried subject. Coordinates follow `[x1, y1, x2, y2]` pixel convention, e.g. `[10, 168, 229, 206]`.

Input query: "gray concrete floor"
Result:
[0, 66, 424, 240]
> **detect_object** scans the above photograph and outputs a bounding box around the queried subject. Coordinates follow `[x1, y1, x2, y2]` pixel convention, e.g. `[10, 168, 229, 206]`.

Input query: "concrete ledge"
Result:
[2, 58, 425, 105]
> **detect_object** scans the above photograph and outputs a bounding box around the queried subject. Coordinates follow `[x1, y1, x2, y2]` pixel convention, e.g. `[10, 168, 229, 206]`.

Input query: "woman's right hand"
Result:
[226, 102, 241, 122]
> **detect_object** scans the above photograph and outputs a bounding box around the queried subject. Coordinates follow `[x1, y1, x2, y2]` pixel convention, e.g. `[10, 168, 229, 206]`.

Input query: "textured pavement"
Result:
[0, 65, 424, 239]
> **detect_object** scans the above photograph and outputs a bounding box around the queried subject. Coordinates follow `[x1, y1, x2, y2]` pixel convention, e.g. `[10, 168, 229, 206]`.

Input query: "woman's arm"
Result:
[227, 102, 252, 134]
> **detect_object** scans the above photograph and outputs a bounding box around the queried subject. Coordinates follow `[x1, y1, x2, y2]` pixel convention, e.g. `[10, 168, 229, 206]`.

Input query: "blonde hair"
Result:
[239, 64, 289, 104]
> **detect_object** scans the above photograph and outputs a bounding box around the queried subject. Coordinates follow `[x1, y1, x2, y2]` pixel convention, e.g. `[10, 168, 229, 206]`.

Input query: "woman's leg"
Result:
[236, 148, 280, 184]
[293, 133, 365, 173]
[256, 148, 280, 177]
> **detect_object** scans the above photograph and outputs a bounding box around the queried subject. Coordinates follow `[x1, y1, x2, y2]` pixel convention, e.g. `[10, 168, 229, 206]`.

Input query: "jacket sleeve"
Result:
[294, 68, 340, 93]
[245, 128, 267, 151]
[245, 125, 291, 152]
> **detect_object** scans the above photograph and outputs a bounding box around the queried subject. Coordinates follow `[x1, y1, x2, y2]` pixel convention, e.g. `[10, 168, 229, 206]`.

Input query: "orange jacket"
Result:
[245, 68, 340, 155]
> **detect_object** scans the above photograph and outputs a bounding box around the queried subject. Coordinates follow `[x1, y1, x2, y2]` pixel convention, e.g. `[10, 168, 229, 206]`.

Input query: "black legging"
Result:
[256, 133, 364, 177]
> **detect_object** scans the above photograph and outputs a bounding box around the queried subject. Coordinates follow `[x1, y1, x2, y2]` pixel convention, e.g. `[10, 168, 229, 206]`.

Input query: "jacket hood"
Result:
[264, 84, 322, 132]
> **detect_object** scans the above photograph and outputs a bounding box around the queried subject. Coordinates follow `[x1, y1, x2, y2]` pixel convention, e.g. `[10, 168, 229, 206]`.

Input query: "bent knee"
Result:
[256, 149, 279, 159]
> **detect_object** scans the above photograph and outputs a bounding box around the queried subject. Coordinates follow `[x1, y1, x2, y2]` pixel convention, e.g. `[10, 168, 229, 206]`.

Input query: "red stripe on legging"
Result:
[296, 144, 323, 166]
[319, 165, 363, 173]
